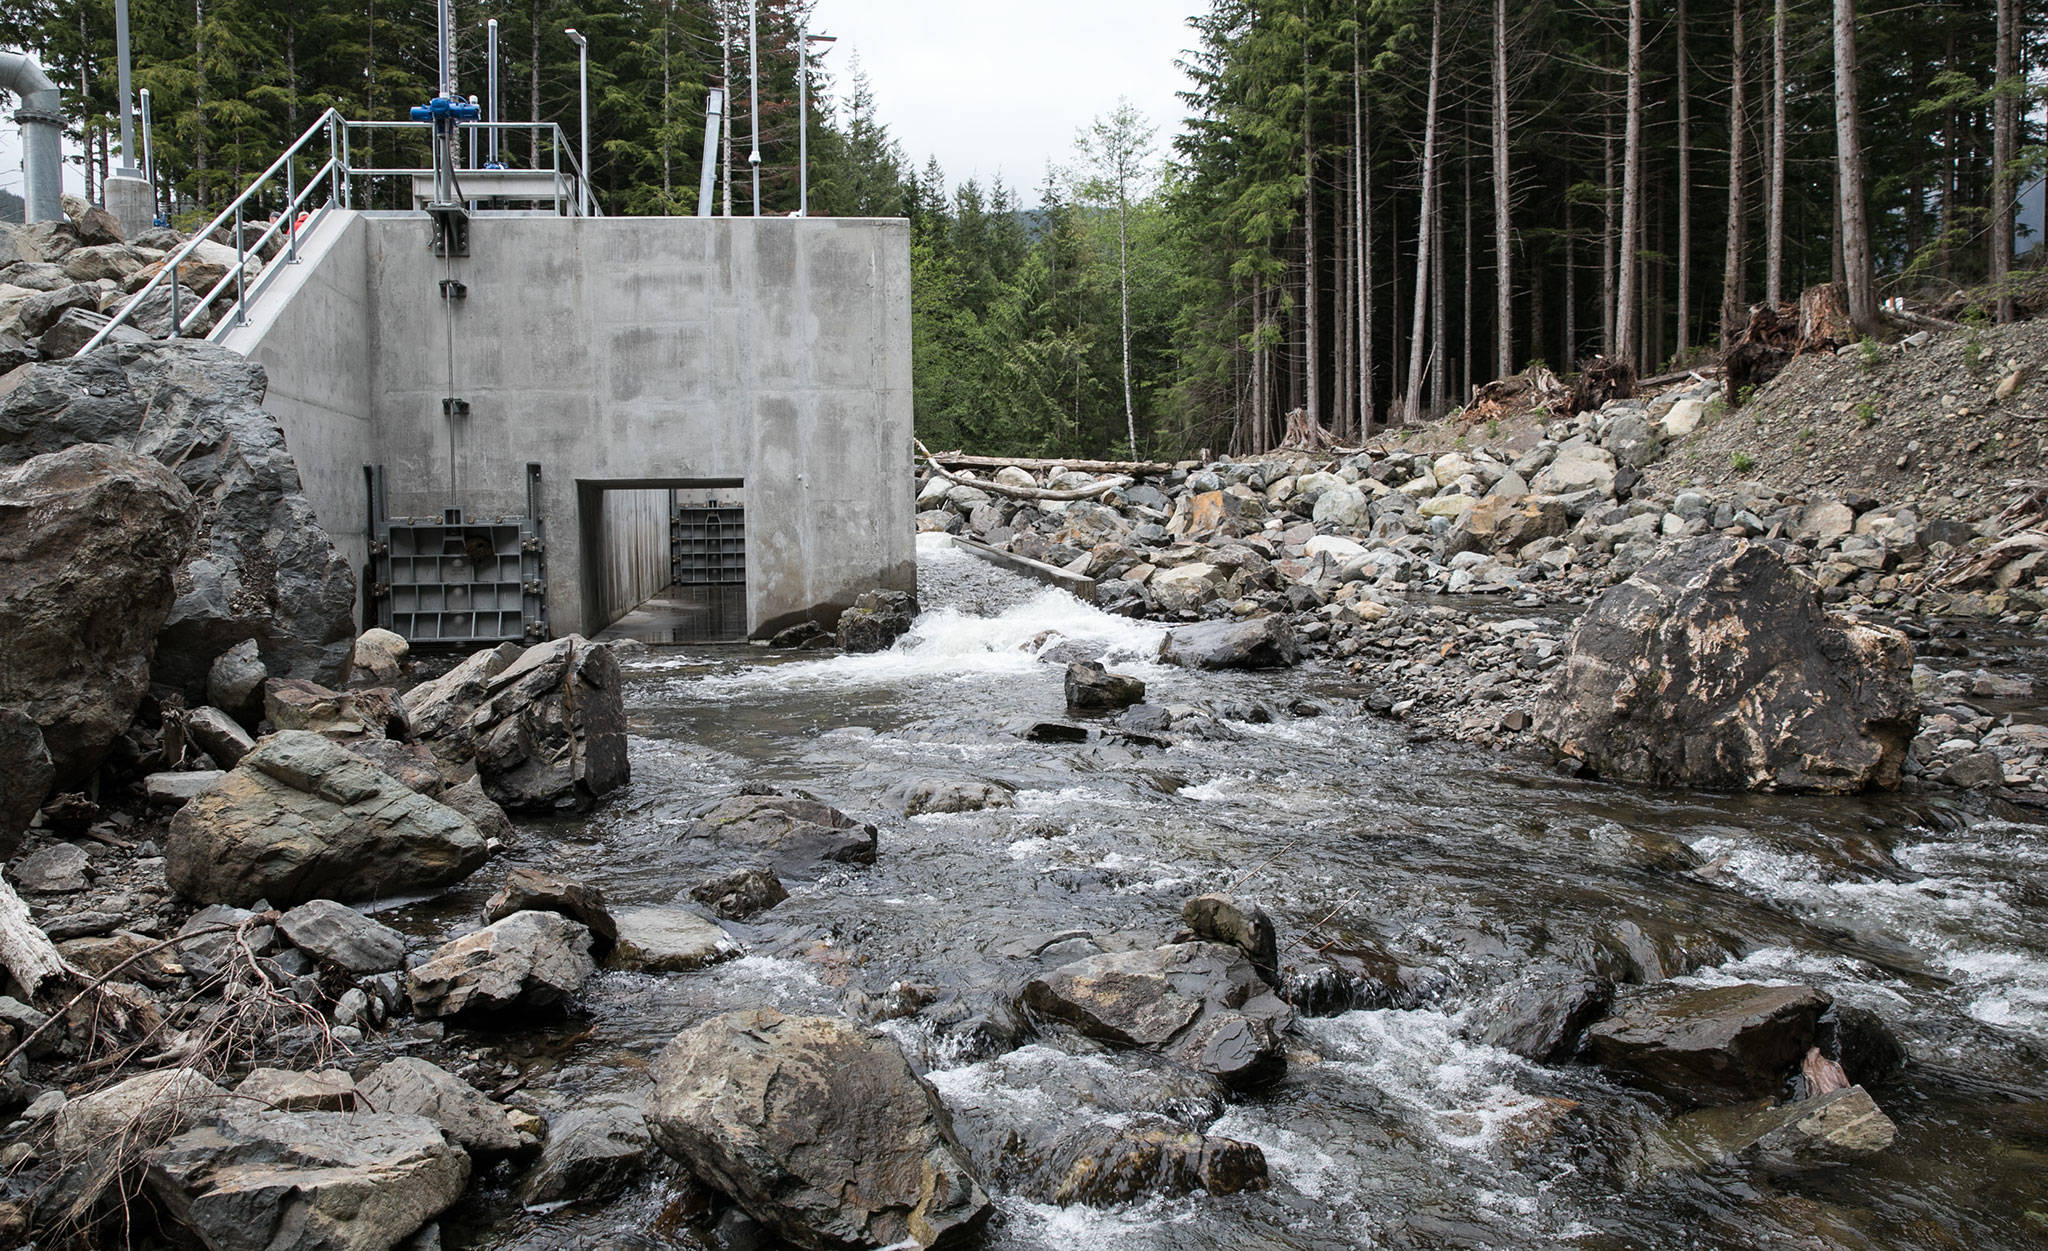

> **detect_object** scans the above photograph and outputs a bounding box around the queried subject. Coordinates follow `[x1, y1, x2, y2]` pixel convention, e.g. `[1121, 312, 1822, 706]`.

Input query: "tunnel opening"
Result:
[580, 478, 748, 644]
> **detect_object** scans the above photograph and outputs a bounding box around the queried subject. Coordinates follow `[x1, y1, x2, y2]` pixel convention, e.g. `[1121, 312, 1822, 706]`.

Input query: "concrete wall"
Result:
[587, 487, 672, 630]
[226, 210, 915, 639]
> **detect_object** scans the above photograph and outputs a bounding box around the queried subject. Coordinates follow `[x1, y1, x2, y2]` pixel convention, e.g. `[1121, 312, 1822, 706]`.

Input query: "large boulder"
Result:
[1450, 493, 1571, 556]
[54, 1069, 229, 1163]
[166, 731, 490, 907]
[837, 589, 919, 653]
[675, 791, 878, 881]
[276, 898, 407, 973]
[1587, 981, 1830, 1106]
[406, 909, 595, 1018]
[0, 710, 53, 852]
[356, 1057, 523, 1155]
[0, 443, 196, 788]
[1022, 942, 1291, 1090]
[648, 1009, 992, 1249]
[0, 341, 358, 696]
[1159, 616, 1301, 670]
[417, 636, 628, 813]
[1533, 539, 1918, 793]
[609, 906, 742, 972]
[1531, 442, 1618, 496]
[397, 642, 522, 744]
[145, 1109, 468, 1251]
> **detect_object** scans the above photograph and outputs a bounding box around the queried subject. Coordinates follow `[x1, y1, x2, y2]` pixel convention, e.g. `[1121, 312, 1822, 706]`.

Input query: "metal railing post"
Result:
[341, 120, 354, 209]
[233, 203, 247, 326]
[168, 259, 180, 337]
[285, 159, 298, 264]
[328, 115, 343, 208]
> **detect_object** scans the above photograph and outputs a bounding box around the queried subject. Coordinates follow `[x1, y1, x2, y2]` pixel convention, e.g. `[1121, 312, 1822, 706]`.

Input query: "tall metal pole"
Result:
[799, 33, 835, 218]
[697, 88, 725, 217]
[138, 88, 158, 216]
[748, 0, 761, 216]
[565, 29, 590, 216]
[486, 19, 500, 165]
[113, 0, 136, 171]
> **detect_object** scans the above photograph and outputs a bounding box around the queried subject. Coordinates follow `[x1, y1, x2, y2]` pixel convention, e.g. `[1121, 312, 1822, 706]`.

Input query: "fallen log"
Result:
[915, 440, 1132, 502]
[924, 451, 1180, 476]
[0, 872, 74, 999]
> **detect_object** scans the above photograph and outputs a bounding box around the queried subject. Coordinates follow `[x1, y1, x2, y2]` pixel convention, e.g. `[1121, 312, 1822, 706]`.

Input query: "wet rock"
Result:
[0, 343, 357, 695]
[166, 731, 489, 907]
[1534, 539, 1918, 793]
[1588, 981, 1830, 1106]
[235, 1067, 358, 1112]
[357, 1057, 522, 1155]
[1651, 1086, 1898, 1175]
[277, 898, 407, 973]
[145, 1109, 468, 1251]
[887, 776, 1016, 816]
[1043, 1123, 1267, 1205]
[689, 867, 789, 920]
[1826, 1005, 1910, 1086]
[461, 636, 629, 813]
[1022, 942, 1291, 1090]
[648, 1008, 992, 1250]
[53, 1069, 228, 1162]
[1180, 894, 1278, 984]
[406, 910, 595, 1018]
[144, 770, 226, 806]
[520, 1098, 653, 1205]
[399, 642, 522, 745]
[0, 710, 52, 852]
[1467, 972, 1614, 1062]
[12, 842, 91, 892]
[1066, 661, 1147, 710]
[675, 792, 878, 881]
[207, 639, 269, 726]
[0, 443, 195, 788]
[609, 906, 743, 972]
[184, 705, 255, 768]
[484, 867, 617, 949]
[837, 589, 920, 654]
[1025, 721, 1089, 743]
[1160, 616, 1301, 670]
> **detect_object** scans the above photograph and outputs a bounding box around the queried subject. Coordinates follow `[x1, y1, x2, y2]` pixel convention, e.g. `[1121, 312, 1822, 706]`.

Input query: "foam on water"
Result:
[1296, 1008, 1551, 1154]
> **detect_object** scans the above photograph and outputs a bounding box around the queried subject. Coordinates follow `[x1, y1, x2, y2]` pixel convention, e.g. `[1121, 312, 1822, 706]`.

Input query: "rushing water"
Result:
[420, 534, 2048, 1250]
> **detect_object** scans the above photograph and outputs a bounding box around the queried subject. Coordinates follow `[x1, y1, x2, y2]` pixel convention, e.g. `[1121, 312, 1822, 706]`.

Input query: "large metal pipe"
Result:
[0, 50, 63, 222]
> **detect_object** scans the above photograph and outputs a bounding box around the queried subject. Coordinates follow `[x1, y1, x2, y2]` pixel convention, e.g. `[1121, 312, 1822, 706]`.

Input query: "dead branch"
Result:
[0, 872, 75, 1000]
[924, 451, 1180, 476]
[915, 440, 1131, 502]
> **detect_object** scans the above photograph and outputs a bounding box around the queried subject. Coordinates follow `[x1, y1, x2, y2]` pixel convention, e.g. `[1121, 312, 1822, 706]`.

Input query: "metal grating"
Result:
[373, 517, 547, 643]
[667, 505, 747, 642]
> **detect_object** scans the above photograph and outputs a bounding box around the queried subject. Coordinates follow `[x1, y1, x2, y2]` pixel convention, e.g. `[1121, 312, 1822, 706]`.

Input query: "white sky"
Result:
[813, 0, 1200, 200]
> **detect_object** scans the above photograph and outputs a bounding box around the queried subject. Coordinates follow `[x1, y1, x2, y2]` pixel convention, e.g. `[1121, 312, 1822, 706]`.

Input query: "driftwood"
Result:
[924, 451, 1179, 476]
[915, 440, 1131, 502]
[0, 871, 73, 999]
[1568, 356, 1637, 415]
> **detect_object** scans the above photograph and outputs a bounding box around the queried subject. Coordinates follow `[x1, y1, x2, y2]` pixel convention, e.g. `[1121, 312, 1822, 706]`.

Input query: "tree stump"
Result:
[1799, 282, 1855, 353]
[1278, 408, 1338, 452]
[1723, 303, 1798, 403]
[1568, 357, 1637, 415]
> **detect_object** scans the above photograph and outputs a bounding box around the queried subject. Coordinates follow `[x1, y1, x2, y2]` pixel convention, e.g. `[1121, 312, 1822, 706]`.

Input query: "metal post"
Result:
[697, 88, 725, 217]
[327, 113, 342, 207]
[113, 0, 136, 171]
[139, 87, 159, 219]
[748, 0, 761, 216]
[168, 259, 180, 335]
[233, 204, 247, 326]
[286, 159, 297, 263]
[486, 19, 501, 165]
[799, 33, 835, 218]
[565, 28, 590, 216]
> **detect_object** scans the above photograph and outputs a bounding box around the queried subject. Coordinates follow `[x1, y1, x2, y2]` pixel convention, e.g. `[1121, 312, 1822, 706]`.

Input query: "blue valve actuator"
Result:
[410, 96, 481, 124]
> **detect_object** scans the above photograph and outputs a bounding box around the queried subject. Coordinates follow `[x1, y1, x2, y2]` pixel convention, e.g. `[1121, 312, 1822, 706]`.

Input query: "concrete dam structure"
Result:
[217, 211, 915, 643]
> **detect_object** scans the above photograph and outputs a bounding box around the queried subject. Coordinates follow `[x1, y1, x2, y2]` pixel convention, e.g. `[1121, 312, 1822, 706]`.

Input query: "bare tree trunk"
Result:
[1403, 0, 1443, 423]
[721, 2, 735, 216]
[662, 6, 673, 205]
[530, 2, 543, 168]
[1676, 0, 1692, 358]
[194, 0, 210, 212]
[1338, 155, 1354, 439]
[1615, 0, 1645, 368]
[1565, 196, 1577, 365]
[1766, 0, 1788, 306]
[0, 874, 71, 1000]
[1493, 0, 1513, 378]
[1303, 13, 1321, 431]
[1433, 174, 1449, 414]
[1992, 0, 2018, 323]
[1602, 107, 1616, 358]
[1119, 192, 1137, 458]
[1721, 0, 1750, 347]
[1356, 29, 1376, 433]
[1833, 0, 1881, 336]
[1462, 116, 1475, 395]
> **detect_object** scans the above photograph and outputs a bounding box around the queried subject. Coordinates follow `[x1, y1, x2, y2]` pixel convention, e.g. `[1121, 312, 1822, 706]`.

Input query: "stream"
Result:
[416, 534, 2048, 1250]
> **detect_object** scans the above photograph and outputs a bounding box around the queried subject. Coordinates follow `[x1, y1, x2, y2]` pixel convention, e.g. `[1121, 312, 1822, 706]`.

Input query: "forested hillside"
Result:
[5, 0, 2033, 460]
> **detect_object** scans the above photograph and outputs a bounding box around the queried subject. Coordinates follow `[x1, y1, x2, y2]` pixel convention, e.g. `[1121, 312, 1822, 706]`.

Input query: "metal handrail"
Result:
[84, 110, 597, 353]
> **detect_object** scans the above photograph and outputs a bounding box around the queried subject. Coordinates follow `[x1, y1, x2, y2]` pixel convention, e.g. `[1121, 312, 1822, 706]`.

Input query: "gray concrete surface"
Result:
[223, 211, 915, 638]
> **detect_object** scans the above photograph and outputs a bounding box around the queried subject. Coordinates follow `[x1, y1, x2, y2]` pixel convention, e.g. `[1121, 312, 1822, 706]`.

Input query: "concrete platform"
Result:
[594, 585, 747, 646]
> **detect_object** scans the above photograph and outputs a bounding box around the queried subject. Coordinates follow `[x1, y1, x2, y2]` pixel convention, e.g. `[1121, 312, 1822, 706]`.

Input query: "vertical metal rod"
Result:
[697, 88, 725, 217]
[286, 160, 298, 263]
[438, 0, 458, 98]
[233, 204, 247, 325]
[169, 259, 181, 335]
[579, 41, 590, 215]
[799, 35, 807, 217]
[139, 88, 159, 220]
[486, 19, 500, 165]
[113, 0, 137, 171]
[340, 122, 354, 209]
[328, 114, 342, 207]
[748, 0, 761, 215]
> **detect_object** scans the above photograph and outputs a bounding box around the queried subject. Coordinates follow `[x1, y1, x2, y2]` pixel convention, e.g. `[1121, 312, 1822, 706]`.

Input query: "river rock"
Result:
[1588, 981, 1830, 1106]
[886, 776, 1015, 816]
[173, 904, 277, 981]
[1180, 893, 1278, 983]
[1160, 616, 1301, 670]
[484, 867, 617, 949]
[1467, 971, 1614, 1063]
[144, 1109, 469, 1251]
[675, 792, 879, 880]
[398, 642, 522, 744]
[688, 867, 789, 920]
[54, 1068, 228, 1162]
[838, 589, 919, 653]
[609, 906, 742, 972]
[235, 1068, 358, 1113]
[406, 910, 595, 1018]
[0, 710, 52, 852]
[457, 636, 628, 812]
[1066, 661, 1146, 710]
[1022, 942, 1291, 1089]
[0, 443, 195, 788]
[1650, 1085, 1898, 1175]
[647, 1008, 992, 1249]
[166, 731, 489, 907]
[357, 1058, 522, 1156]
[520, 1098, 653, 1205]
[1534, 539, 1919, 793]
[277, 898, 407, 973]
[0, 341, 357, 696]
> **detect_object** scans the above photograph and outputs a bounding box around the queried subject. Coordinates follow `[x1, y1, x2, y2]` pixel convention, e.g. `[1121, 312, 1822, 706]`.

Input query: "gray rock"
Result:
[648, 1008, 991, 1249]
[406, 910, 595, 1019]
[264, 678, 406, 742]
[357, 1057, 521, 1155]
[674, 792, 878, 881]
[351, 628, 410, 685]
[15, 283, 98, 337]
[459, 636, 628, 813]
[837, 589, 919, 653]
[1535, 539, 1919, 793]
[438, 775, 514, 847]
[1531, 443, 1618, 495]
[1160, 616, 1302, 670]
[166, 731, 490, 907]
[0, 710, 52, 853]
[1467, 971, 1614, 1062]
[183, 705, 255, 768]
[398, 643, 523, 744]
[144, 1109, 469, 1251]
[173, 904, 276, 981]
[114, 283, 213, 338]
[519, 1099, 653, 1205]
[1181, 894, 1278, 984]
[278, 898, 407, 973]
[54, 1068, 228, 1162]
[484, 867, 617, 948]
[1650, 1085, 1898, 1174]
[1588, 981, 1830, 1106]
[13, 841, 90, 892]
[885, 777, 1015, 816]
[688, 867, 789, 920]
[1065, 661, 1146, 710]
[609, 907, 743, 973]
[0, 443, 196, 788]
[207, 639, 269, 726]
[234, 1067, 358, 1112]
[144, 770, 226, 806]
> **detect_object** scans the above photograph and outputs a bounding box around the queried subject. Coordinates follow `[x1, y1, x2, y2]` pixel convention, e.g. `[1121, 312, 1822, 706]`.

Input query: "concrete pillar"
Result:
[103, 172, 154, 238]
